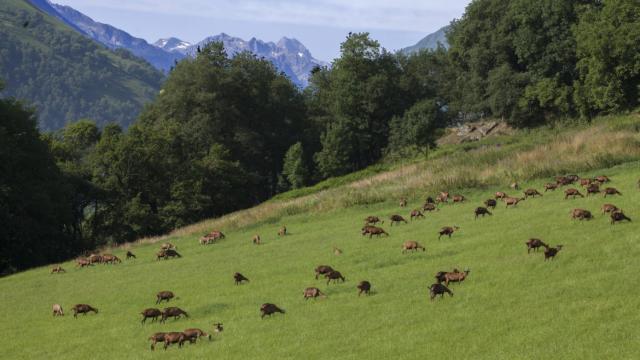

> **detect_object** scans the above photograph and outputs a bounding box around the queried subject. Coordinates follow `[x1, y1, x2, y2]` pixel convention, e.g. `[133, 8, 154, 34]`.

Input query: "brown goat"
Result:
[452, 195, 466, 203]
[594, 175, 610, 183]
[315, 265, 334, 280]
[436, 193, 449, 204]
[579, 178, 593, 187]
[410, 209, 424, 220]
[544, 245, 563, 260]
[429, 283, 453, 300]
[234, 272, 249, 285]
[523, 188, 542, 198]
[161, 307, 189, 323]
[361, 226, 389, 238]
[141, 308, 162, 324]
[101, 254, 121, 264]
[163, 332, 186, 350]
[586, 183, 600, 196]
[544, 183, 558, 192]
[156, 291, 175, 304]
[149, 333, 167, 351]
[601, 204, 619, 214]
[206, 230, 226, 241]
[183, 328, 211, 343]
[610, 211, 631, 224]
[52, 304, 64, 316]
[260, 303, 285, 318]
[278, 226, 287, 236]
[495, 191, 508, 199]
[51, 266, 65, 274]
[389, 214, 407, 225]
[484, 199, 497, 209]
[72, 304, 98, 318]
[199, 235, 214, 245]
[252, 235, 261, 245]
[564, 188, 584, 199]
[75, 258, 92, 268]
[303, 287, 326, 300]
[126, 251, 136, 259]
[525, 238, 547, 253]
[602, 187, 622, 197]
[325, 270, 345, 284]
[364, 216, 382, 225]
[570, 208, 593, 220]
[357, 281, 371, 296]
[423, 203, 438, 212]
[474, 207, 492, 219]
[504, 197, 525, 207]
[402, 240, 425, 253]
[556, 176, 573, 186]
[157, 249, 181, 260]
[443, 269, 470, 286]
[88, 254, 103, 264]
[438, 226, 459, 239]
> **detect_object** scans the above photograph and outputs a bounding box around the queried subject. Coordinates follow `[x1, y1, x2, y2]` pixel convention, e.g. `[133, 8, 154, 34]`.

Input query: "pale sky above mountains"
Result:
[54, 0, 471, 61]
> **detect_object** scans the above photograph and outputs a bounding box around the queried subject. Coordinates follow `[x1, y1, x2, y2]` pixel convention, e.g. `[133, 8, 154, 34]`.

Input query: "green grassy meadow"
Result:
[1, 162, 639, 359]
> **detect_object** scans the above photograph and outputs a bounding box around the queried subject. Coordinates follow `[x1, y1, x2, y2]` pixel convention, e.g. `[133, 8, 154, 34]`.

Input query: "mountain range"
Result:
[35, 0, 326, 87]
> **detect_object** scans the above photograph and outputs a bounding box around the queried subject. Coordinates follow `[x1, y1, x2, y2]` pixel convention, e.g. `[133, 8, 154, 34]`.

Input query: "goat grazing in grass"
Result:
[544, 245, 563, 260]
[260, 303, 285, 318]
[474, 207, 492, 219]
[72, 304, 98, 318]
[524, 188, 542, 198]
[402, 240, 425, 253]
[429, 283, 453, 300]
[389, 214, 407, 226]
[303, 287, 327, 300]
[438, 226, 459, 239]
[525, 238, 547, 253]
[570, 208, 592, 221]
[564, 188, 584, 199]
[610, 211, 631, 224]
[234, 272, 249, 285]
[357, 281, 371, 296]
[410, 209, 424, 220]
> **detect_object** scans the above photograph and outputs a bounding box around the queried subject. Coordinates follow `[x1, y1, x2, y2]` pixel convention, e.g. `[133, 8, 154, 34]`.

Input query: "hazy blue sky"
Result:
[54, 0, 471, 61]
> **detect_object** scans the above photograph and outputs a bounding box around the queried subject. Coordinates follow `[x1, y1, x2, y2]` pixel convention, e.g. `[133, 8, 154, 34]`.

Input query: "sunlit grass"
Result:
[1, 162, 639, 359]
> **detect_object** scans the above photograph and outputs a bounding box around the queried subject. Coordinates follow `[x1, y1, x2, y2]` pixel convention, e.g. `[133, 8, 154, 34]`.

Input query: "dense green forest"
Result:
[1, 0, 638, 274]
[0, 0, 163, 130]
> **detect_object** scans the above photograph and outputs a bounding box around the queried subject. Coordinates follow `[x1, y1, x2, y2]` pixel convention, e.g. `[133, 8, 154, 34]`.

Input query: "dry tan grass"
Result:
[122, 120, 639, 247]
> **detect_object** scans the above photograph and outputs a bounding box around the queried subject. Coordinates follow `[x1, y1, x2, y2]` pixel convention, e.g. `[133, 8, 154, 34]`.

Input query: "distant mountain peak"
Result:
[402, 26, 450, 54]
[153, 37, 192, 54]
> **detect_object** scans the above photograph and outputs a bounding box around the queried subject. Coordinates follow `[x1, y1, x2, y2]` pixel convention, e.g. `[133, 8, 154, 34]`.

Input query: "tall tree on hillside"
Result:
[0, 85, 77, 274]
[574, 0, 640, 116]
[309, 33, 406, 177]
[88, 42, 307, 238]
[447, 0, 599, 125]
[281, 142, 309, 189]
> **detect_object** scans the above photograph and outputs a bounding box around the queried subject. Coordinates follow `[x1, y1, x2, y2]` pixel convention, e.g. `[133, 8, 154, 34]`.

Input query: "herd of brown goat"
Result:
[49, 172, 635, 351]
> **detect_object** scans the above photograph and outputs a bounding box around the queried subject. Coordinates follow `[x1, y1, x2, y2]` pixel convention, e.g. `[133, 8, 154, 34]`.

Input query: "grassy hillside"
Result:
[1, 115, 639, 359]
[0, 0, 163, 130]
